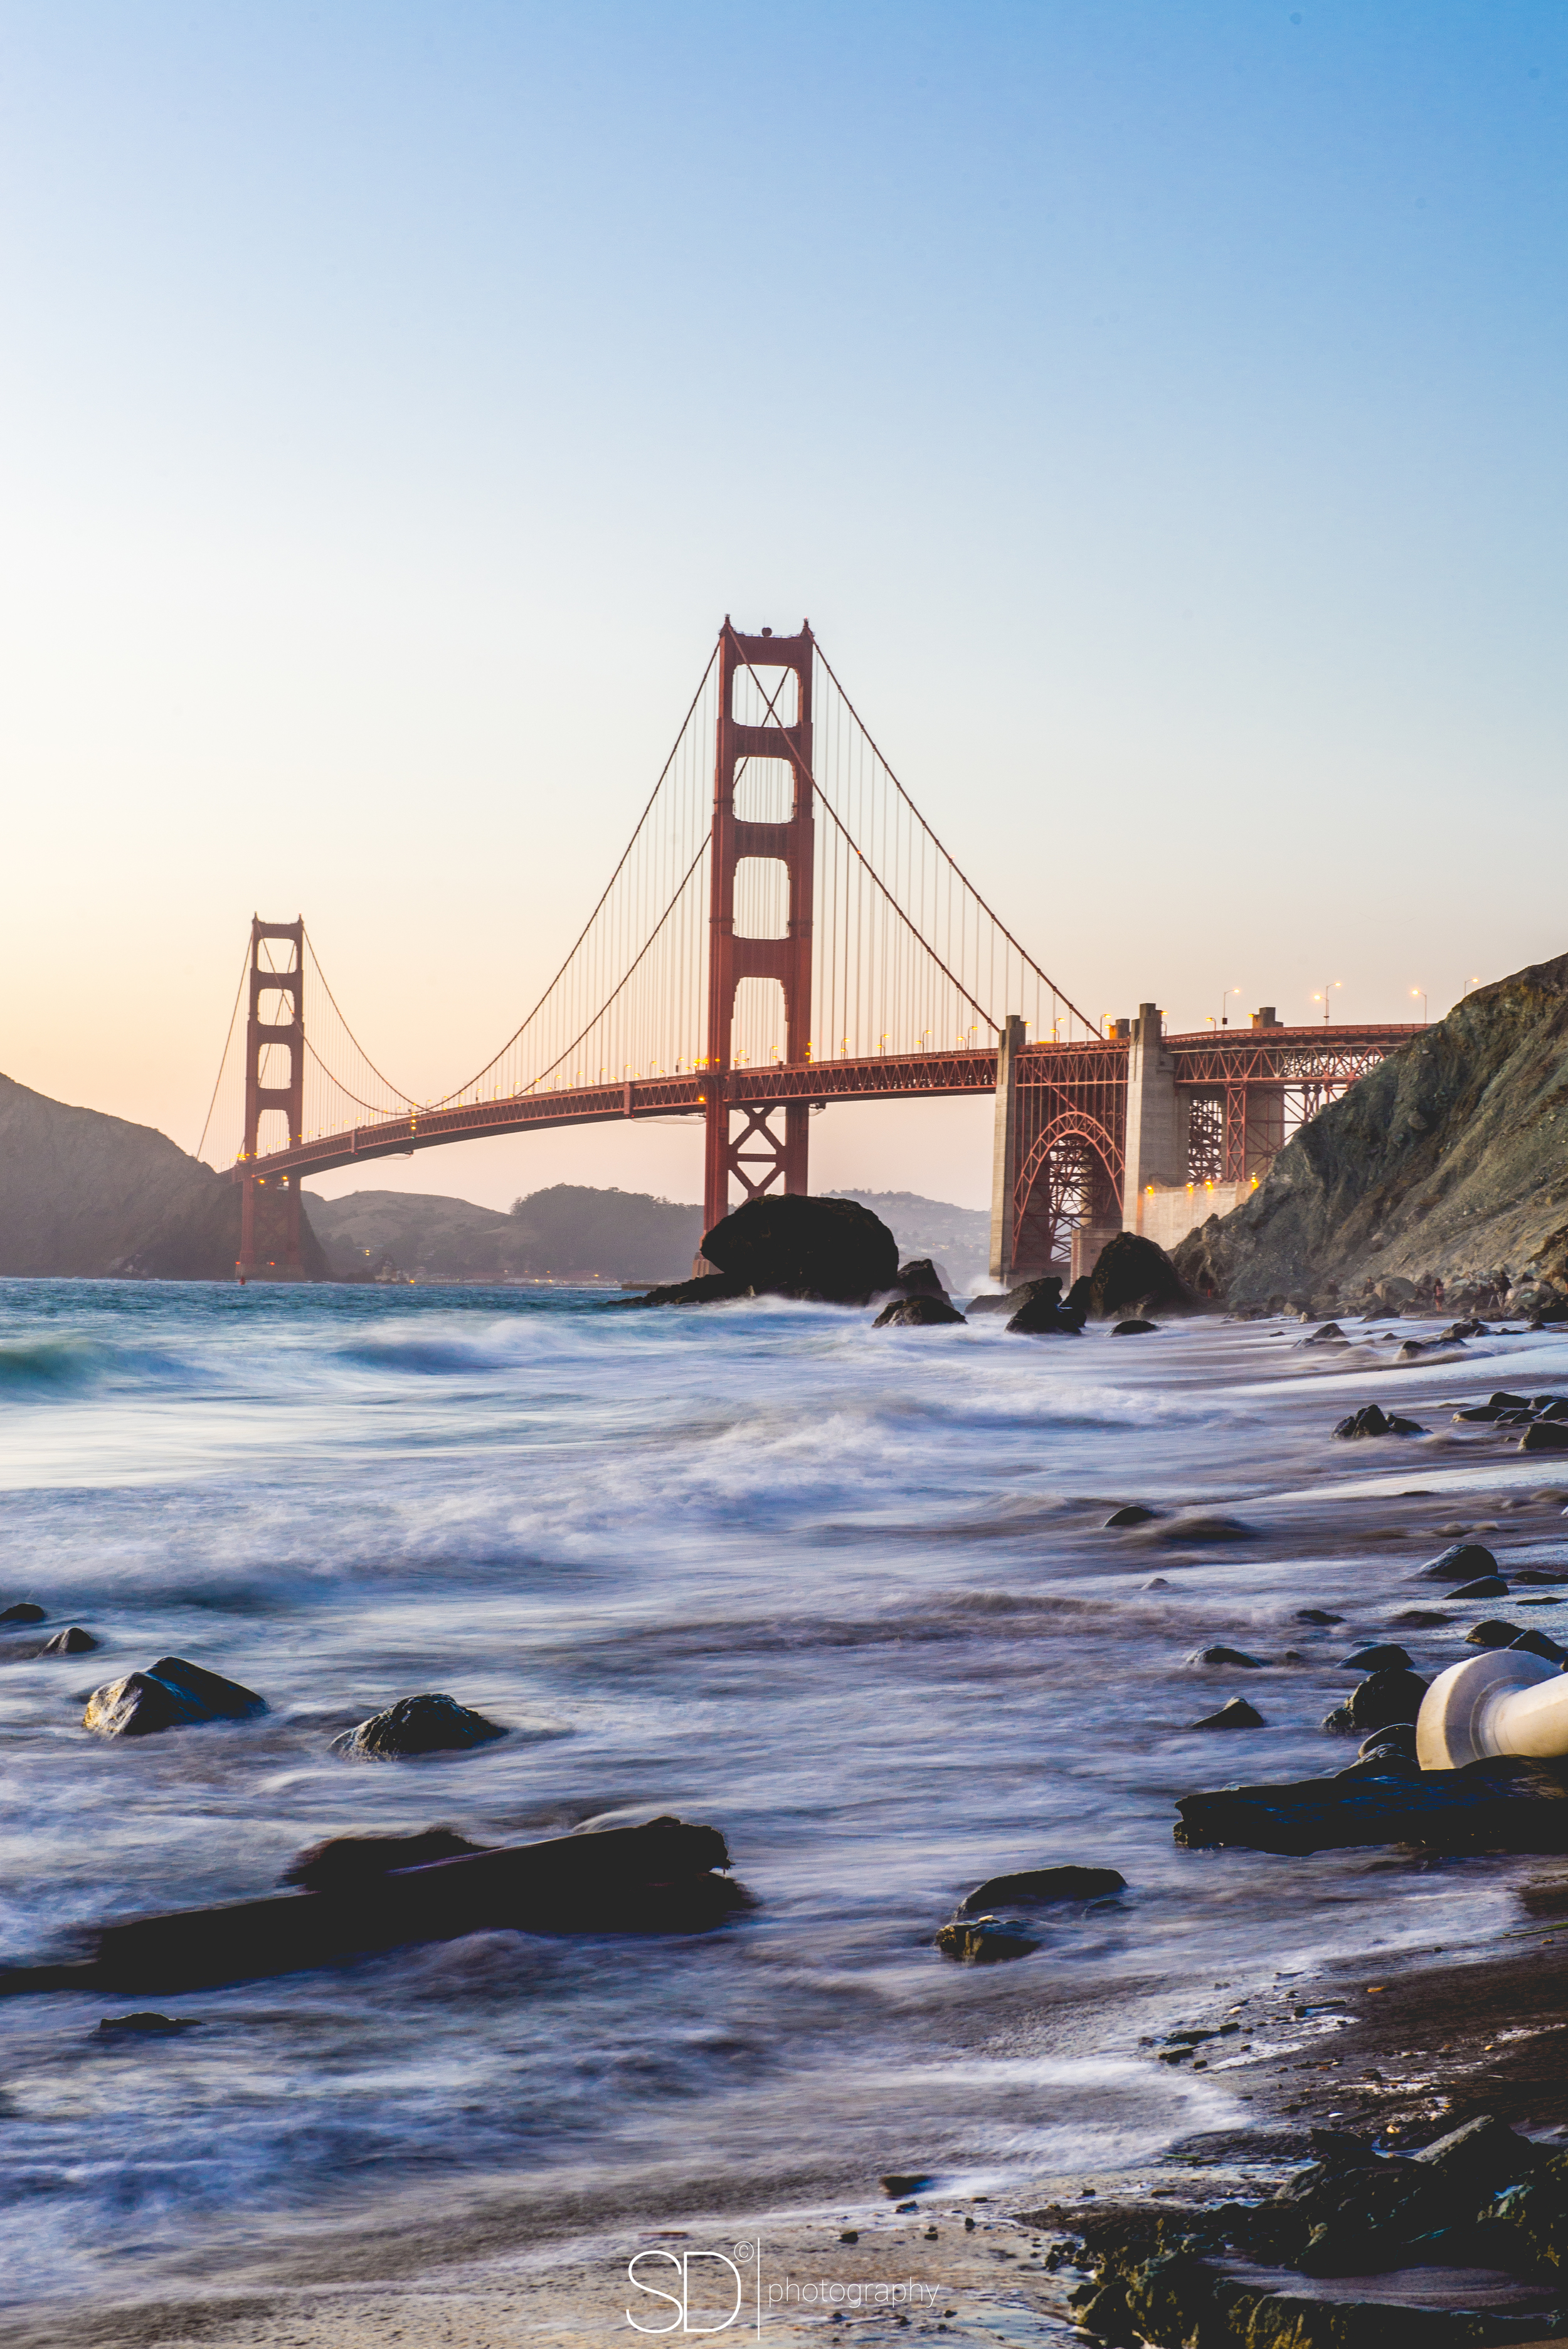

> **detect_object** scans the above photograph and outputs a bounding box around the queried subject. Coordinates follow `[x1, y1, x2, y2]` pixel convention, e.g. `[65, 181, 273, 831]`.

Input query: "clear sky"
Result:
[3, 2, 1562, 1211]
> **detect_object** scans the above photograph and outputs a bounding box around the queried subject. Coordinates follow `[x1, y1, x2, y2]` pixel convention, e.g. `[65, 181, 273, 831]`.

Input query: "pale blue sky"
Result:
[3, 3, 1562, 1206]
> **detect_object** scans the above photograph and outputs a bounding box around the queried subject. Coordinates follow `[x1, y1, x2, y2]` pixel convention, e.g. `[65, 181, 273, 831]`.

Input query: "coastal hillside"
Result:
[304, 1189, 517, 1282]
[0, 1071, 331, 1280]
[1173, 949, 1568, 1308]
[827, 1190, 991, 1288]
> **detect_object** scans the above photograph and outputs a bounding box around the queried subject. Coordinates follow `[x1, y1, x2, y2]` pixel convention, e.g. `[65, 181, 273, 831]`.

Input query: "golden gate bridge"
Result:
[199, 621, 1417, 1283]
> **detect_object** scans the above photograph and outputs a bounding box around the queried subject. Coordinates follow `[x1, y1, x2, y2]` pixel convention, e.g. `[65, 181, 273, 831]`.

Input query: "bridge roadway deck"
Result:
[233, 1024, 1420, 1186]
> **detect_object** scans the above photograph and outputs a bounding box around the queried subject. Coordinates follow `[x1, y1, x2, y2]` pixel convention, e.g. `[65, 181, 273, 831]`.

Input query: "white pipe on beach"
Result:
[1416, 1648, 1568, 1769]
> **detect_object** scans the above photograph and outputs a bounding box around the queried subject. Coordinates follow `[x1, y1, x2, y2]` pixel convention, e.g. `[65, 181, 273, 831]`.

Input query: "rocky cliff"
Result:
[0, 1073, 327, 1280]
[1172, 951, 1568, 1312]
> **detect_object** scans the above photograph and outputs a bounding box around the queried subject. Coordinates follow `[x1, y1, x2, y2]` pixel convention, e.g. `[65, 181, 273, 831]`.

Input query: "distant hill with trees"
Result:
[826, 1190, 991, 1290]
[303, 1184, 704, 1283]
[304, 1182, 993, 1288]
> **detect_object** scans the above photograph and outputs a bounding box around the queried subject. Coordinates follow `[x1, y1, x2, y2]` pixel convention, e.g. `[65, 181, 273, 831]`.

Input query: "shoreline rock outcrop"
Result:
[1173, 950, 1568, 1312]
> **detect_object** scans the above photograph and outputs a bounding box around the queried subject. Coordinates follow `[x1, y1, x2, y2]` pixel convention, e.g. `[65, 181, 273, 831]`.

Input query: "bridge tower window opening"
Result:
[732, 856, 790, 940]
[732, 665, 798, 729]
[732, 756, 796, 824]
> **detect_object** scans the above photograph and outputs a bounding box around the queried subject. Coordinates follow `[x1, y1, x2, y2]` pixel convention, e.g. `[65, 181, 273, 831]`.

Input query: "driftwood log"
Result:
[0, 1816, 743, 1996]
[1175, 1756, 1568, 1857]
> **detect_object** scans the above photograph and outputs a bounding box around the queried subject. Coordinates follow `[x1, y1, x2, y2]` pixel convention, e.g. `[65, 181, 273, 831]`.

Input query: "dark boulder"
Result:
[698, 1194, 899, 1305]
[1106, 1504, 1160, 1527]
[1191, 1697, 1265, 1729]
[41, 1626, 97, 1655]
[1191, 1645, 1266, 1668]
[1522, 1420, 1568, 1451]
[894, 1258, 946, 1298]
[0, 1602, 46, 1625]
[1418, 1540, 1500, 1582]
[1465, 1619, 1525, 1648]
[1005, 1287, 1084, 1335]
[282, 1828, 491, 1890]
[958, 1865, 1125, 1914]
[1111, 1318, 1159, 1334]
[1294, 1608, 1345, 1626]
[968, 1280, 1057, 1317]
[1340, 1643, 1412, 1672]
[1086, 1233, 1199, 1320]
[1332, 1403, 1427, 1438]
[935, 1915, 1041, 1963]
[1510, 1627, 1568, 1663]
[1450, 1574, 1509, 1598]
[1344, 1666, 1429, 1730]
[332, 1692, 508, 1759]
[84, 1657, 267, 1738]
[1064, 1275, 1093, 1316]
[873, 1294, 965, 1328]
[1300, 1321, 1349, 1346]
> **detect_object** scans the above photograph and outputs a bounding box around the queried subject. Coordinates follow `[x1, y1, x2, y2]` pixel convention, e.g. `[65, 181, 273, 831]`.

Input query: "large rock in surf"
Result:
[84, 1657, 268, 1737]
[331, 1692, 508, 1759]
[1172, 950, 1568, 1310]
[1086, 1232, 1200, 1320]
[1006, 1275, 1086, 1336]
[698, 1195, 900, 1305]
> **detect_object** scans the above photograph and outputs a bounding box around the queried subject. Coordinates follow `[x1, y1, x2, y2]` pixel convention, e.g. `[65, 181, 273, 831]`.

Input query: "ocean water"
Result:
[1, 1278, 1566, 2314]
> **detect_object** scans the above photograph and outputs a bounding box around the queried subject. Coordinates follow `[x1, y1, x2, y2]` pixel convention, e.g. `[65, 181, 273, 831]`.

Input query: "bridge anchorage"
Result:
[202, 620, 1421, 1284]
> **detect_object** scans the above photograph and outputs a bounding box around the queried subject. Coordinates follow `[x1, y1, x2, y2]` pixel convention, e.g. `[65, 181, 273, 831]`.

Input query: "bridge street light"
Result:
[1411, 986, 1428, 1025]
[1311, 982, 1343, 1024]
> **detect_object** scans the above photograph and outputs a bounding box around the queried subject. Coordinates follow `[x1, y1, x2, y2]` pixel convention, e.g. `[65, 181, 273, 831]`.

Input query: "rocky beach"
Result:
[1, 1269, 1567, 2346]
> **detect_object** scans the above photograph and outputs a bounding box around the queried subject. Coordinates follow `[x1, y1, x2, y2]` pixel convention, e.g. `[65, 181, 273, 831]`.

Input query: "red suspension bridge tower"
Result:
[237, 916, 307, 1280]
[702, 620, 815, 1231]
